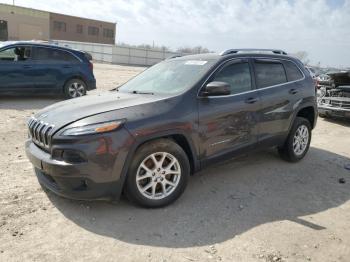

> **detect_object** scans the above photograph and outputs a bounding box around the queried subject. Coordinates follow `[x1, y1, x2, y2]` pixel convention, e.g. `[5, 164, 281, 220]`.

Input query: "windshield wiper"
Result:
[131, 90, 154, 95]
[110, 85, 122, 91]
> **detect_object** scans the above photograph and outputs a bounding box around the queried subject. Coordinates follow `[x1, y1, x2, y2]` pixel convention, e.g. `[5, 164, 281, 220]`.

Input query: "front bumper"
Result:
[318, 105, 350, 118]
[34, 167, 118, 200]
[25, 128, 132, 200]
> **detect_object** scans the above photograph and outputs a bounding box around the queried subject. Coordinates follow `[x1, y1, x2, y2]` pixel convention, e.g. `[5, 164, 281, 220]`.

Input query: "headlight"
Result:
[62, 121, 123, 136]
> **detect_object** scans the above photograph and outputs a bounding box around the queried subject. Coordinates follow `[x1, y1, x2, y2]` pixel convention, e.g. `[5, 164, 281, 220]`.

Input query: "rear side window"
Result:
[254, 61, 287, 88]
[284, 61, 303, 81]
[50, 49, 77, 62]
[33, 47, 78, 62]
[212, 62, 252, 94]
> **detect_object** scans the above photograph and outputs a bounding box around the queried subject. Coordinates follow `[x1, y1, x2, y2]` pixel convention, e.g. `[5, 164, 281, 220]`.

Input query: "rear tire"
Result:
[64, 79, 87, 99]
[319, 113, 327, 118]
[278, 117, 312, 162]
[125, 139, 190, 208]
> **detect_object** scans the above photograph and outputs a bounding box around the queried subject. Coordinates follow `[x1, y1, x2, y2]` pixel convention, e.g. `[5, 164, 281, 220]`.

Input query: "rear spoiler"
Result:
[82, 51, 93, 61]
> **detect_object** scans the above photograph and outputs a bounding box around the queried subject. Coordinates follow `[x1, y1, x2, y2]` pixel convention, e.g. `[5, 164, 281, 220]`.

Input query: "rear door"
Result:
[32, 47, 79, 91]
[198, 59, 260, 164]
[253, 58, 304, 145]
[0, 45, 35, 92]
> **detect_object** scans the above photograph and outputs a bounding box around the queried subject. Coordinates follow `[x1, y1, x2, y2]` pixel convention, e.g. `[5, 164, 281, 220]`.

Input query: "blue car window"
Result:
[34, 47, 77, 62]
[0, 46, 31, 62]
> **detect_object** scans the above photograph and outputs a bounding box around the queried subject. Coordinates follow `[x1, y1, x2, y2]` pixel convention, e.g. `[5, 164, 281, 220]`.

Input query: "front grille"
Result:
[330, 99, 350, 109]
[28, 117, 55, 150]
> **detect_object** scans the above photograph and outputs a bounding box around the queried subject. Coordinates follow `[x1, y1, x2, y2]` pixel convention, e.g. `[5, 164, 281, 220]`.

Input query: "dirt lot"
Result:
[1, 63, 350, 262]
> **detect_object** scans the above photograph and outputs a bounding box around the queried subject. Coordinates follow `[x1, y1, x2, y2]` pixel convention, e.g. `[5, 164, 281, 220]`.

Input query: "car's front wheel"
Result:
[64, 79, 87, 99]
[125, 139, 190, 208]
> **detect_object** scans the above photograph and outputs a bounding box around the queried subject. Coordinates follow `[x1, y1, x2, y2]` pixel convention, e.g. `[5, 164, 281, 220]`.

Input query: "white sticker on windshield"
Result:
[184, 60, 208, 66]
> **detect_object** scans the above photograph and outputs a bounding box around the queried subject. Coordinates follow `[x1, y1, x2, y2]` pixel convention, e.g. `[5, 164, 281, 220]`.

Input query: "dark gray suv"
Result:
[25, 49, 317, 207]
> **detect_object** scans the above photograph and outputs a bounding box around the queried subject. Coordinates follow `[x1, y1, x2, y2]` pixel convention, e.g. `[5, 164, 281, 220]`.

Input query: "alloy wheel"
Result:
[136, 152, 181, 200]
[68, 82, 85, 98]
[293, 124, 309, 156]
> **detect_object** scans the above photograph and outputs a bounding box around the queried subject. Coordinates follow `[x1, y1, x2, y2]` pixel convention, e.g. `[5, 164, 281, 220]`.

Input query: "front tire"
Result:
[278, 117, 312, 162]
[125, 139, 190, 208]
[64, 79, 87, 99]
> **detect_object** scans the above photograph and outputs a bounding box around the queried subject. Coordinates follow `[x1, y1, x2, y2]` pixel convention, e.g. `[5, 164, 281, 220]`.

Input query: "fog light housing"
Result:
[52, 149, 87, 163]
[62, 150, 86, 163]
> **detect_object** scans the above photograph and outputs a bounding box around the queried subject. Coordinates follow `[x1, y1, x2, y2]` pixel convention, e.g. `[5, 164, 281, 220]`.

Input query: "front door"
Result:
[197, 59, 260, 164]
[0, 45, 35, 92]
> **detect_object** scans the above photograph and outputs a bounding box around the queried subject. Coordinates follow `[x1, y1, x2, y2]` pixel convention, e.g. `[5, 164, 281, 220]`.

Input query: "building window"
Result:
[53, 21, 66, 32]
[76, 24, 83, 34]
[0, 20, 8, 41]
[88, 26, 99, 36]
[103, 28, 114, 38]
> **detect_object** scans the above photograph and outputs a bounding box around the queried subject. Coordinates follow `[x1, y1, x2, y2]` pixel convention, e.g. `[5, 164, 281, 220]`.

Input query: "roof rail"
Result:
[220, 49, 288, 56]
[167, 54, 183, 59]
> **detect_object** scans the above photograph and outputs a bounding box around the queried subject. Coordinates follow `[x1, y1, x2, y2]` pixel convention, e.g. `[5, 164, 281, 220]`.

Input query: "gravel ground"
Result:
[1, 63, 350, 262]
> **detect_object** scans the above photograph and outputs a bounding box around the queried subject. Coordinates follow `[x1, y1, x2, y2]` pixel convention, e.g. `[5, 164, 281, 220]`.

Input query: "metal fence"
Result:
[51, 40, 183, 66]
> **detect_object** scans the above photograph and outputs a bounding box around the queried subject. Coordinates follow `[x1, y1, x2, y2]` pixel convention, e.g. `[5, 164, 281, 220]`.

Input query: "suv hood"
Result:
[33, 91, 167, 132]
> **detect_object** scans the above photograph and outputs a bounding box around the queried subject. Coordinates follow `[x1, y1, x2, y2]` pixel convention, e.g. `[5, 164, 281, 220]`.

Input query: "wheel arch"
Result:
[62, 75, 87, 93]
[288, 103, 317, 133]
[115, 131, 199, 199]
[295, 106, 316, 129]
[131, 131, 199, 175]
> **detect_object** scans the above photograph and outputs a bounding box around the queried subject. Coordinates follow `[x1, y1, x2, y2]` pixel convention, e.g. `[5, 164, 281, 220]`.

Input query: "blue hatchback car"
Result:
[0, 41, 96, 98]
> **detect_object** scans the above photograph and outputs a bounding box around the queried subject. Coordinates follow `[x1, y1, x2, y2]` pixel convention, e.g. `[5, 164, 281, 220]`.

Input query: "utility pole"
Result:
[13, 0, 15, 5]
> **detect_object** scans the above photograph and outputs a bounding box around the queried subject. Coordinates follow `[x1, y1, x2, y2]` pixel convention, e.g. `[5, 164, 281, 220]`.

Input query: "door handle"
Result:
[245, 97, 258, 104]
[289, 89, 298, 95]
[63, 65, 72, 68]
[23, 65, 33, 68]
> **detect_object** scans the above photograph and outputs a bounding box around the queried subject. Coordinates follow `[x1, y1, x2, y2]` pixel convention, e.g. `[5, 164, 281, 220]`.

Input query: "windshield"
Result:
[118, 59, 216, 94]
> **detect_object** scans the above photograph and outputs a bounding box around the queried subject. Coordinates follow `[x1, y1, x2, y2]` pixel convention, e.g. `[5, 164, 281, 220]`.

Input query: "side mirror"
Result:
[202, 81, 231, 96]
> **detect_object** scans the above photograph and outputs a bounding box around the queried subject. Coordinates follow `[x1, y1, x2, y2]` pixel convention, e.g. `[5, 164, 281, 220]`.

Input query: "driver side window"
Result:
[212, 62, 252, 95]
[0, 46, 31, 62]
[0, 47, 16, 61]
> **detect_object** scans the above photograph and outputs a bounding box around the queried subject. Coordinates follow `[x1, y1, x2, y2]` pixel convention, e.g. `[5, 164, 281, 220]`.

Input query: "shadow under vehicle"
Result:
[45, 147, 350, 248]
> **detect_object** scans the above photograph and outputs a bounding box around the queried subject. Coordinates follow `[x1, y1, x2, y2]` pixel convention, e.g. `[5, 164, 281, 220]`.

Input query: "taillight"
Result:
[89, 61, 93, 72]
[315, 79, 320, 89]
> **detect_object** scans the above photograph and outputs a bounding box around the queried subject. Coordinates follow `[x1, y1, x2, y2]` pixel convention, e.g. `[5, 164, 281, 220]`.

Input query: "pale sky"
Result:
[1, 0, 350, 67]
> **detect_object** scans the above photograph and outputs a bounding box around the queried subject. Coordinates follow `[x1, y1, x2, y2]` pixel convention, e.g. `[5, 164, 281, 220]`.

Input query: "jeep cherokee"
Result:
[25, 48, 317, 207]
